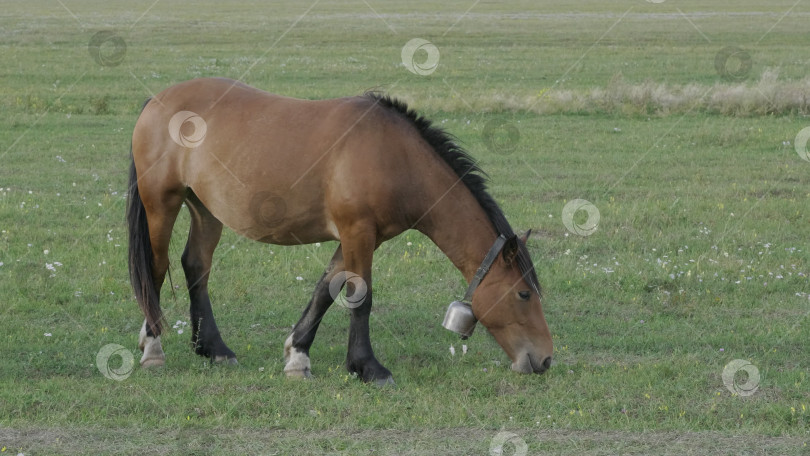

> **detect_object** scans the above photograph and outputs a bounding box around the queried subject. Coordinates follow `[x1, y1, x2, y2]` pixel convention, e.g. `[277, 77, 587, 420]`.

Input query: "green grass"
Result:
[1, 1, 810, 454]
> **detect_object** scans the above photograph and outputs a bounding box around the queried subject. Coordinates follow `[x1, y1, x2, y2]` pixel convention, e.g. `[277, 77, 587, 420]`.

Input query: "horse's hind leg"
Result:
[284, 245, 344, 378]
[137, 190, 185, 367]
[182, 192, 237, 364]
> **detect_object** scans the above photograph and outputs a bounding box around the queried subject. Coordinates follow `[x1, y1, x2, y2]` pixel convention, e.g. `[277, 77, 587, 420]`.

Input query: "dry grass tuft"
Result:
[408, 69, 810, 117]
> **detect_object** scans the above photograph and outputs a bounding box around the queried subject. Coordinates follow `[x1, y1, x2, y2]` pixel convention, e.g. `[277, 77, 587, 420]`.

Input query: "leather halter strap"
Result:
[461, 234, 508, 303]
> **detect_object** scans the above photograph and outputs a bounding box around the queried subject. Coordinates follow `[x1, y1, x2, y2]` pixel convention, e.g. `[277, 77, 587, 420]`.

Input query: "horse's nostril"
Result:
[529, 355, 552, 374]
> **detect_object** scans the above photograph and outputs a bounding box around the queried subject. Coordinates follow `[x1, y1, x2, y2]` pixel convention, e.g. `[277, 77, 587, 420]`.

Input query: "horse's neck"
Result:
[415, 184, 498, 284]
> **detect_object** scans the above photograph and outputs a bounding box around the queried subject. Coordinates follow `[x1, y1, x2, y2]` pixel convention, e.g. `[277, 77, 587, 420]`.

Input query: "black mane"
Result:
[365, 92, 542, 297]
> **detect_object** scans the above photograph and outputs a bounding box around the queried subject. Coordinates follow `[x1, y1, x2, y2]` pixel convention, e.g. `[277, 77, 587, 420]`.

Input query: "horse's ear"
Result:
[502, 234, 519, 265]
[520, 229, 532, 245]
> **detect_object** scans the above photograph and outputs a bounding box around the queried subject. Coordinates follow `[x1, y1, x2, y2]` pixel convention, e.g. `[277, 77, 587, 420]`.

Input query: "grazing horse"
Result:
[127, 78, 552, 384]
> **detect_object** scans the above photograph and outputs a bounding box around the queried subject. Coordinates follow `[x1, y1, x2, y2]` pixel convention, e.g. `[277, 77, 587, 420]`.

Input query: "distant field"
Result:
[1, 1, 808, 455]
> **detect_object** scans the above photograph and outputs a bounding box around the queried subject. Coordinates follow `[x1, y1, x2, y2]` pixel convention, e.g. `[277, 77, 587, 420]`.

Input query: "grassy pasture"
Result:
[1, 0, 809, 454]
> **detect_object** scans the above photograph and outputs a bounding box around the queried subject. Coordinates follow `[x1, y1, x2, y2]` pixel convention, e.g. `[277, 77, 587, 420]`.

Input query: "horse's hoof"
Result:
[284, 368, 312, 379]
[283, 335, 312, 379]
[213, 355, 239, 366]
[374, 376, 396, 387]
[140, 357, 165, 368]
[139, 334, 165, 368]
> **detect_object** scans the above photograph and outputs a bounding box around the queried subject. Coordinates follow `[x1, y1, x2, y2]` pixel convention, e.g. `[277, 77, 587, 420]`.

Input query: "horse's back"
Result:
[132, 78, 424, 245]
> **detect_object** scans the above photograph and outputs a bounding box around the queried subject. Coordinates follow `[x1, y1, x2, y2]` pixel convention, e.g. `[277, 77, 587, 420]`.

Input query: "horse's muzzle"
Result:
[512, 353, 552, 374]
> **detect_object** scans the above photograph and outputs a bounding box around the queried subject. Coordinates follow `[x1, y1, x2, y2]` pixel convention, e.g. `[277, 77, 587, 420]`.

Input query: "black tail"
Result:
[127, 98, 162, 335]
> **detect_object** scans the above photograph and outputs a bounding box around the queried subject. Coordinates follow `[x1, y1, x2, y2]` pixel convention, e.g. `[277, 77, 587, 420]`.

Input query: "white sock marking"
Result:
[139, 320, 165, 368]
[283, 333, 311, 378]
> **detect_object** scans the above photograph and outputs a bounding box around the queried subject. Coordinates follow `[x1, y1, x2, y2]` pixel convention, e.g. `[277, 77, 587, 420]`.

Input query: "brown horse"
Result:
[127, 78, 552, 384]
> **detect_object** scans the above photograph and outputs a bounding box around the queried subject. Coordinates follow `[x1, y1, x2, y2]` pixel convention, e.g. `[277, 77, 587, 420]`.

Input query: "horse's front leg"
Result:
[341, 226, 394, 386]
[345, 286, 393, 385]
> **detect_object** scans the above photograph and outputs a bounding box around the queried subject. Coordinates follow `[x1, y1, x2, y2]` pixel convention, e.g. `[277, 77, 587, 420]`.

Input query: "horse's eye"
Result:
[517, 290, 531, 301]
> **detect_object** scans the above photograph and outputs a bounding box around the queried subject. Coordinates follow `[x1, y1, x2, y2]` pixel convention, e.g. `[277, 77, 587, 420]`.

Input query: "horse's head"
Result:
[471, 232, 553, 374]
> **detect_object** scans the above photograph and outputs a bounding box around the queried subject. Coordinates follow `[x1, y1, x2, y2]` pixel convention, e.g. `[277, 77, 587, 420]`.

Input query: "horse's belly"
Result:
[240, 218, 340, 246]
[193, 188, 338, 246]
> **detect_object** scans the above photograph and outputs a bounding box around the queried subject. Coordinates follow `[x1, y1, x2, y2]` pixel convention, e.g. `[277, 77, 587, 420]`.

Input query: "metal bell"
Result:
[442, 301, 477, 339]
